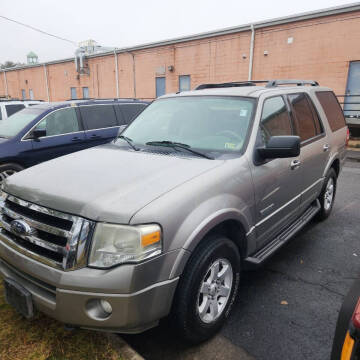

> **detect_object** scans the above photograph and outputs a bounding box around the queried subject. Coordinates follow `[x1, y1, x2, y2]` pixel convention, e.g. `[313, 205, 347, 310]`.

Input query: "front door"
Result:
[31, 107, 86, 165]
[251, 96, 302, 249]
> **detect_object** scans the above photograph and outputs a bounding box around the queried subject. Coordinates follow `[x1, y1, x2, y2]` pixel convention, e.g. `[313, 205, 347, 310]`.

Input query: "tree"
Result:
[0, 61, 24, 69]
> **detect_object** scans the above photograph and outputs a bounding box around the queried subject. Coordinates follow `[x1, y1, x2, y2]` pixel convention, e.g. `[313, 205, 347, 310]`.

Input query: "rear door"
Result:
[80, 105, 119, 146]
[31, 107, 86, 164]
[287, 92, 329, 213]
[251, 95, 302, 248]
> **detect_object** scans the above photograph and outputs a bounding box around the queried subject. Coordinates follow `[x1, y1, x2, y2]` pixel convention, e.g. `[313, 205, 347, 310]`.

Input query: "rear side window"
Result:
[288, 93, 317, 142]
[260, 96, 293, 142]
[35, 108, 79, 136]
[6, 104, 25, 117]
[316, 91, 346, 132]
[80, 105, 117, 130]
[118, 104, 147, 125]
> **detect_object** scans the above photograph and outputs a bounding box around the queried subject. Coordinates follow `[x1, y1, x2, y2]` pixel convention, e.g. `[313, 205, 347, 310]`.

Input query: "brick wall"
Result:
[1, 10, 360, 100]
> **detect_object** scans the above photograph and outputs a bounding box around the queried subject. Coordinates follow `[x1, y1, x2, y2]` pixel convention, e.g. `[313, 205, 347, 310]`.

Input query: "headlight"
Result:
[88, 223, 162, 268]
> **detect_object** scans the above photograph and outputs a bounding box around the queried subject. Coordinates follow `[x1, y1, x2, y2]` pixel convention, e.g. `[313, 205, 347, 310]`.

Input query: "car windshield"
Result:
[0, 107, 43, 138]
[121, 96, 255, 154]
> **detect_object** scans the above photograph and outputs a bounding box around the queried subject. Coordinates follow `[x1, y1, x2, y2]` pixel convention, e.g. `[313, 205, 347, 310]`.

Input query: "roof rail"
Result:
[265, 79, 319, 87]
[195, 81, 268, 90]
[195, 79, 319, 90]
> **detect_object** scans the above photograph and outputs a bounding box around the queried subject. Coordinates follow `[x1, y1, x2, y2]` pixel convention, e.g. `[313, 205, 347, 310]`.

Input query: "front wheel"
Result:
[171, 235, 241, 343]
[316, 168, 337, 221]
[0, 164, 23, 186]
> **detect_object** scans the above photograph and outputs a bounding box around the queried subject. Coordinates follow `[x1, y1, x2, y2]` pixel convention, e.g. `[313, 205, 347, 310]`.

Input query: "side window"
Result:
[35, 108, 79, 136]
[307, 96, 324, 135]
[260, 96, 292, 144]
[316, 91, 346, 132]
[288, 93, 317, 142]
[119, 104, 147, 125]
[6, 104, 25, 117]
[80, 105, 117, 130]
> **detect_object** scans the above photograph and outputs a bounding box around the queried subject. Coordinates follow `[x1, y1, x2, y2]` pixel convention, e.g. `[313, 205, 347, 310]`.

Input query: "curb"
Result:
[106, 333, 144, 360]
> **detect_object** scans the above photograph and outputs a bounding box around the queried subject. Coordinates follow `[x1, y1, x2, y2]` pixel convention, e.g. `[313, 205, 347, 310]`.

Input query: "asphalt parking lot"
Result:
[124, 161, 360, 360]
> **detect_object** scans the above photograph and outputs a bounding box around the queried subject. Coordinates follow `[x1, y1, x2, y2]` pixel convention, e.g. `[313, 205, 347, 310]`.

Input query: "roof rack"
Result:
[265, 79, 319, 87]
[195, 79, 319, 90]
[195, 81, 268, 90]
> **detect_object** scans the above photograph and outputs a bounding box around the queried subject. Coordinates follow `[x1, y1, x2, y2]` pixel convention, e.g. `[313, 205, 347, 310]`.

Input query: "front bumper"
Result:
[0, 236, 179, 333]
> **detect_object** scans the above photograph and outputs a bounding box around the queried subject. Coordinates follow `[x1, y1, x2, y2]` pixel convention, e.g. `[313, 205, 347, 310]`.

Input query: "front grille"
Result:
[0, 194, 94, 271]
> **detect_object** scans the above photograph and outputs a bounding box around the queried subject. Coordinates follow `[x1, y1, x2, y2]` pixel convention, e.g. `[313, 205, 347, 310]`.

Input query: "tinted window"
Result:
[5, 104, 25, 117]
[307, 96, 324, 135]
[288, 93, 316, 142]
[119, 104, 147, 125]
[80, 105, 117, 130]
[260, 96, 292, 142]
[0, 108, 43, 138]
[35, 108, 79, 136]
[316, 91, 346, 132]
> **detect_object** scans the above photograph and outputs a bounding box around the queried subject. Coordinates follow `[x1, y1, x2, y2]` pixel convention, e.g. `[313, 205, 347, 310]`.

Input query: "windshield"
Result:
[0, 107, 43, 138]
[122, 96, 255, 154]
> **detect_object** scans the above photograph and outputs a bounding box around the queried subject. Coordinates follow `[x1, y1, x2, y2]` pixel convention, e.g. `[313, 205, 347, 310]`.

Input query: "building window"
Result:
[70, 87, 77, 100]
[21, 89, 26, 100]
[179, 75, 191, 92]
[29, 89, 34, 100]
[82, 87, 89, 99]
[156, 77, 166, 98]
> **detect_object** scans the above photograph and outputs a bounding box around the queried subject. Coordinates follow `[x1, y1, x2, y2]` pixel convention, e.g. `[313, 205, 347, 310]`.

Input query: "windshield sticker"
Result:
[225, 142, 236, 149]
[239, 109, 248, 117]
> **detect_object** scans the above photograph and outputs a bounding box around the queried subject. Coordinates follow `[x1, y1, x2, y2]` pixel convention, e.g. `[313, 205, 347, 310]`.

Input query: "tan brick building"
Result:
[1, 3, 360, 102]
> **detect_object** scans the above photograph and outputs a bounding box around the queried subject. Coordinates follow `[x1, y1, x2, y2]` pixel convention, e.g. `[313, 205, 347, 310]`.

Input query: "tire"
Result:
[171, 235, 241, 343]
[316, 168, 337, 221]
[0, 163, 24, 186]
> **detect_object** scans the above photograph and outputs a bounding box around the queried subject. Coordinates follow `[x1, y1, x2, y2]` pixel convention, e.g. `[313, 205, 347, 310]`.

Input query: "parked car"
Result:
[0, 80, 347, 343]
[0, 99, 43, 120]
[331, 278, 360, 360]
[0, 98, 149, 184]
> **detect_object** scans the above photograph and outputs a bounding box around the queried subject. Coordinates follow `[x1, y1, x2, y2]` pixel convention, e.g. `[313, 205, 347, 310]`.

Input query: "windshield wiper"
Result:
[146, 140, 214, 160]
[116, 135, 139, 151]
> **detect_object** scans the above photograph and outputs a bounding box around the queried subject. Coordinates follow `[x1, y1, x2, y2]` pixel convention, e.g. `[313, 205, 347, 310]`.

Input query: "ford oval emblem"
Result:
[10, 219, 33, 236]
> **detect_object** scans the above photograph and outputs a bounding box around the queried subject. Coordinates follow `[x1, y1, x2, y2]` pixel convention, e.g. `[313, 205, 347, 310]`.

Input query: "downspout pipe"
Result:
[130, 52, 136, 98]
[3, 71, 8, 98]
[248, 24, 255, 81]
[43, 64, 50, 102]
[114, 49, 119, 98]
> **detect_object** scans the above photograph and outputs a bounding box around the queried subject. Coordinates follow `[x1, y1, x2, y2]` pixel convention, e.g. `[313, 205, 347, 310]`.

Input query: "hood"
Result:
[4, 144, 223, 223]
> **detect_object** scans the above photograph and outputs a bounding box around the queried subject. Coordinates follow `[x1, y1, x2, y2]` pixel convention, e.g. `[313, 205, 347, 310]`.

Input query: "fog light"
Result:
[100, 299, 112, 315]
[85, 299, 113, 320]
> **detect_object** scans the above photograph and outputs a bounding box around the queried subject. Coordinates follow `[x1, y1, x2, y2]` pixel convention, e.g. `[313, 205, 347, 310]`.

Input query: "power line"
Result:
[0, 14, 77, 46]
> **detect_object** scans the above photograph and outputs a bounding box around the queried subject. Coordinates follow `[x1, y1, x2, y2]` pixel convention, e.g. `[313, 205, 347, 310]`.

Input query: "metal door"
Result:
[156, 77, 166, 98]
[344, 61, 360, 117]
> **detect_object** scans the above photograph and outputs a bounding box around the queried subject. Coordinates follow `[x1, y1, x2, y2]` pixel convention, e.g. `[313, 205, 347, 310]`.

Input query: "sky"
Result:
[0, 0, 357, 64]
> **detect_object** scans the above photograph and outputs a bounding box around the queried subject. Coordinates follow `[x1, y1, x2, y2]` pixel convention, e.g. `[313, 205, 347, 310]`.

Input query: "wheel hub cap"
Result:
[324, 177, 334, 211]
[197, 258, 233, 324]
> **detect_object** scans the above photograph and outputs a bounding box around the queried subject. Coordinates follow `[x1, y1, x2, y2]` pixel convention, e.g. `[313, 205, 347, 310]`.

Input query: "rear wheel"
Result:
[0, 164, 23, 186]
[171, 235, 241, 343]
[316, 168, 337, 221]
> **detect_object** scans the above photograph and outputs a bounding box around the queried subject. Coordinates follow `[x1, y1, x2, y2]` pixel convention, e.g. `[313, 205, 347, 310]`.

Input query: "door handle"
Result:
[323, 144, 330, 152]
[90, 134, 101, 139]
[290, 159, 301, 170]
[71, 137, 81, 142]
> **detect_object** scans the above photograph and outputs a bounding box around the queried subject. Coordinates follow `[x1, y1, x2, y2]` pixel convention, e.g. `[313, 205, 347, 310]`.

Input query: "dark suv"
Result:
[0, 99, 148, 184]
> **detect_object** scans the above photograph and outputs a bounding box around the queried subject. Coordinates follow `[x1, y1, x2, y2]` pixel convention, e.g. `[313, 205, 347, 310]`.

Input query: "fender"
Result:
[323, 151, 339, 178]
[169, 196, 255, 278]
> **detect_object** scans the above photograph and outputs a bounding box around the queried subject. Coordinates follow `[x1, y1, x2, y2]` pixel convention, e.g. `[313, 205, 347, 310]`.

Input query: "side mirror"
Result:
[32, 128, 46, 140]
[257, 136, 300, 159]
